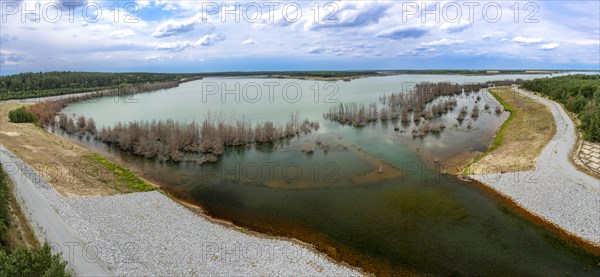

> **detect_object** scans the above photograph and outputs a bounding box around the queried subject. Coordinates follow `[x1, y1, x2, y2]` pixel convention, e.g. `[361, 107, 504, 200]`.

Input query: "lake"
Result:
[62, 74, 600, 275]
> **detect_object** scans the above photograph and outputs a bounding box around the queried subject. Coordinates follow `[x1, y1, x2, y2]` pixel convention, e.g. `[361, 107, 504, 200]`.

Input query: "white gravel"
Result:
[472, 87, 600, 245]
[0, 146, 362, 276]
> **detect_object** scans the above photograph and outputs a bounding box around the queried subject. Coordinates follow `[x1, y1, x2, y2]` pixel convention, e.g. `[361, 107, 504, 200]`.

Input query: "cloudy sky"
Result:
[1, 0, 599, 74]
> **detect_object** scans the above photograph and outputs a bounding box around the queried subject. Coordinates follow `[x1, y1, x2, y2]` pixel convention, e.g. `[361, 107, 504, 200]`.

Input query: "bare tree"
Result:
[76, 115, 86, 133]
[85, 118, 97, 135]
[471, 105, 480, 118]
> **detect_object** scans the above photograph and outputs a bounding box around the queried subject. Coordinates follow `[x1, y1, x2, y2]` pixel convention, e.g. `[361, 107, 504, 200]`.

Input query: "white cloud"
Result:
[440, 20, 472, 33]
[136, 0, 152, 9]
[145, 56, 161, 61]
[196, 34, 221, 46]
[569, 39, 600, 46]
[0, 50, 25, 65]
[309, 46, 325, 54]
[399, 46, 437, 56]
[156, 41, 194, 52]
[512, 36, 543, 44]
[482, 31, 506, 40]
[241, 39, 256, 45]
[304, 1, 392, 31]
[0, 0, 598, 71]
[539, 43, 559, 50]
[152, 14, 201, 38]
[376, 26, 428, 40]
[109, 29, 135, 39]
[419, 38, 465, 47]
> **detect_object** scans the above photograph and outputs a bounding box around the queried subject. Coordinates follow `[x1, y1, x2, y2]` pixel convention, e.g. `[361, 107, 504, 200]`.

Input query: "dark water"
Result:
[61, 75, 600, 275]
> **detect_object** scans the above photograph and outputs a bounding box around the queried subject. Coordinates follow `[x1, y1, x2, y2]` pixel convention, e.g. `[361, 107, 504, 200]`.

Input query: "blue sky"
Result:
[0, 0, 599, 74]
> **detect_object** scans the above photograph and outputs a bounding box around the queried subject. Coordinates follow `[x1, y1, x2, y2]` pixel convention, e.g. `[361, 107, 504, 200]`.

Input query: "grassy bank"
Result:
[85, 153, 154, 193]
[465, 87, 556, 174]
[0, 102, 154, 197]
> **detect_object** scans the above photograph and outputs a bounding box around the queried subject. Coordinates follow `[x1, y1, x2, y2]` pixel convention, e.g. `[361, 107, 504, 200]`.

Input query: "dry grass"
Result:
[0, 102, 153, 197]
[468, 87, 556, 174]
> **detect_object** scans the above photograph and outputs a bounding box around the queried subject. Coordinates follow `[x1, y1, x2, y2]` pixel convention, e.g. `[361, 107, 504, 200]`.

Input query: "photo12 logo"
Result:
[201, 81, 339, 104]
[1, 1, 539, 25]
[401, 1, 539, 24]
[0, 1, 342, 24]
[1, 1, 139, 23]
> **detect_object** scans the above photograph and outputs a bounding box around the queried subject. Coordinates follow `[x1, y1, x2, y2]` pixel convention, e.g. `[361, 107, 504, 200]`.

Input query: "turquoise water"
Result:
[62, 74, 600, 275]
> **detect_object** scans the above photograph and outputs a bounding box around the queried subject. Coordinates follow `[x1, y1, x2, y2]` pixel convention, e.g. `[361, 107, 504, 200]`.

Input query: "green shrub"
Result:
[567, 95, 587, 113]
[0, 169, 70, 276]
[0, 168, 9, 248]
[0, 242, 70, 277]
[8, 107, 36, 123]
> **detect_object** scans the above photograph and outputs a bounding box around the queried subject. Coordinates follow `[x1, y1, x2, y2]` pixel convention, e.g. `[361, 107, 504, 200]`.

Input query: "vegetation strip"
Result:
[85, 154, 154, 193]
[0, 166, 70, 276]
[463, 87, 516, 174]
[521, 74, 600, 141]
[0, 72, 201, 100]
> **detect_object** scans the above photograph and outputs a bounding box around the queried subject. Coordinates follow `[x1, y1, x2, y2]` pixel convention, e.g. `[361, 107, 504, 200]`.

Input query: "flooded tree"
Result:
[85, 118, 97, 135]
[58, 113, 68, 129]
[471, 105, 480, 118]
[401, 106, 410, 123]
[457, 106, 468, 122]
[495, 105, 503, 115]
[76, 115, 86, 132]
[324, 103, 378, 127]
[65, 118, 76, 134]
[90, 114, 319, 163]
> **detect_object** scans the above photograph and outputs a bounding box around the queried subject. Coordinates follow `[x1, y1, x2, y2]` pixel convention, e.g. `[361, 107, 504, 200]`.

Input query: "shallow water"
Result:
[62, 74, 600, 275]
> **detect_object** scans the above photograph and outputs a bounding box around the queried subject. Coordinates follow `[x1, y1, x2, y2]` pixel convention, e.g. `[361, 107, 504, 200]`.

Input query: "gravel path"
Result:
[0, 145, 112, 276]
[472, 87, 600, 245]
[0, 145, 362, 276]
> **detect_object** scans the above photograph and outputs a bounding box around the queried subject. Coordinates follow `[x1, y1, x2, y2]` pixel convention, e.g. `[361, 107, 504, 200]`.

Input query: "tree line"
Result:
[25, 81, 181, 127]
[94, 114, 319, 163]
[520, 74, 600, 141]
[52, 113, 319, 163]
[0, 71, 199, 100]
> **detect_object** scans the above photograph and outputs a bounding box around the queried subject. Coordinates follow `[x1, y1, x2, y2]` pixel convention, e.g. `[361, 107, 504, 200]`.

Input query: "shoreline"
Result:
[467, 87, 600, 249]
[82, 123, 600, 273]
[3, 79, 599, 274]
[0, 144, 367, 276]
[39, 132, 374, 275]
[468, 177, 600, 253]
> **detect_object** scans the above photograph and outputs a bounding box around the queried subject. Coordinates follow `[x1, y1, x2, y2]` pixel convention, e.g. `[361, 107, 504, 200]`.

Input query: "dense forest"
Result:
[520, 74, 600, 141]
[0, 72, 197, 100]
